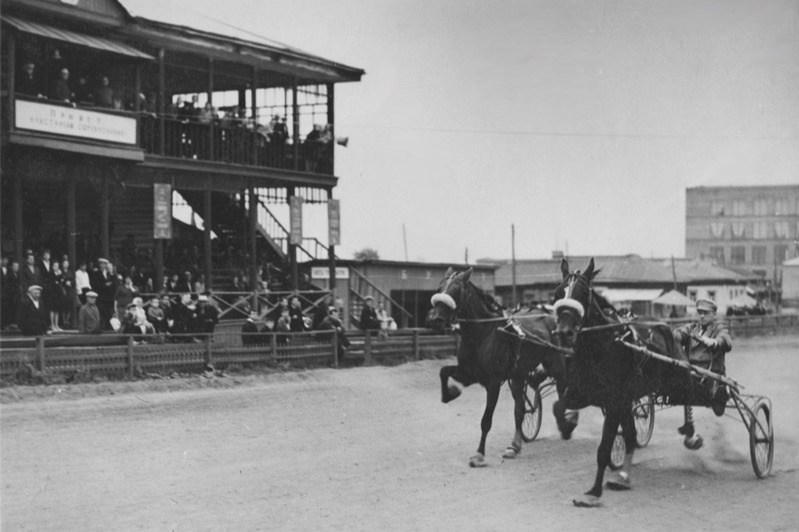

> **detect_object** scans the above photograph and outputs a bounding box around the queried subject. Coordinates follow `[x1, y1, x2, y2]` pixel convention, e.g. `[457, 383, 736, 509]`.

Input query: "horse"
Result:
[426, 267, 572, 467]
[551, 258, 701, 507]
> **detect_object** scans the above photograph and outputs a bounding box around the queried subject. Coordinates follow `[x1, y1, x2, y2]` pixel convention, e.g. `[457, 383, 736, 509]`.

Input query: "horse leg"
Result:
[676, 370, 703, 450]
[573, 407, 620, 508]
[502, 376, 525, 459]
[440, 365, 473, 403]
[606, 406, 636, 491]
[470, 382, 501, 468]
[553, 391, 579, 440]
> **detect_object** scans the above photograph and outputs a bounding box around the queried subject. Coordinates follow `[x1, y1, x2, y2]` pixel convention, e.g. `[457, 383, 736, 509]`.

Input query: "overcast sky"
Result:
[132, 0, 799, 262]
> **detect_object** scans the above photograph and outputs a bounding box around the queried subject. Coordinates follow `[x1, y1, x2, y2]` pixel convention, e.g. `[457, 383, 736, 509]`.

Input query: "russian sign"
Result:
[311, 267, 350, 280]
[328, 199, 341, 246]
[15, 99, 137, 145]
[289, 196, 303, 245]
[153, 184, 172, 239]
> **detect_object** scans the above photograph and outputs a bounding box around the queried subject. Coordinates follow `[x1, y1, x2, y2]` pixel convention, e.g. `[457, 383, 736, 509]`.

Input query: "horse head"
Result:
[426, 267, 472, 331]
[552, 258, 600, 346]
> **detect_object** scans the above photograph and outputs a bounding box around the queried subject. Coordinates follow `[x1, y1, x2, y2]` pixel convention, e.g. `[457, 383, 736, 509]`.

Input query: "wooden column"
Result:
[207, 58, 214, 157]
[8, 32, 16, 131]
[326, 83, 335, 174]
[291, 79, 300, 170]
[100, 175, 110, 259]
[134, 64, 142, 112]
[66, 175, 76, 263]
[154, 238, 164, 293]
[158, 49, 166, 155]
[327, 189, 336, 293]
[251, 66, 258, 166]
[248, 185, 258, 307]
[288, 187, 298, 291]
[14, 174, 23, 262]
[204, 177, 213, 290]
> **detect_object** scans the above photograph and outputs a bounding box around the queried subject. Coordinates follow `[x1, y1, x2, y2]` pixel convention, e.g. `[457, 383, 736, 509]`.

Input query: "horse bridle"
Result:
[554, 272, 594, 330]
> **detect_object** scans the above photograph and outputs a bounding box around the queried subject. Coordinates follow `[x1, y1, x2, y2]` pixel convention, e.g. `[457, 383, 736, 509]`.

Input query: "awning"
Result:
[598, 288, 663, 303]
[730, 294, 757, 308]
[2, 16, 153, 61]
[652, 289, 694, 307]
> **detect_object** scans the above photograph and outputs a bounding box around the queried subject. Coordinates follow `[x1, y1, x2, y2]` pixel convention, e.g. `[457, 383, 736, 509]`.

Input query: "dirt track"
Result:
[2, 336, 798, 531]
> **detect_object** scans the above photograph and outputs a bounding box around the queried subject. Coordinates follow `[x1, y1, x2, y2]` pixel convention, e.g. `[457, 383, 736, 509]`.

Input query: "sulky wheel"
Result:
[521, 382, 543, 442]
[749, 400, 774, 479]
[633, 395, 655, 448]
[609, 433, 625, 471]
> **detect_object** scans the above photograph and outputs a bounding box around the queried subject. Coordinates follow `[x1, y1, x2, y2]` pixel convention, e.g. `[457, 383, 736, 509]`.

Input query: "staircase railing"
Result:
[348, 267, 413, 329]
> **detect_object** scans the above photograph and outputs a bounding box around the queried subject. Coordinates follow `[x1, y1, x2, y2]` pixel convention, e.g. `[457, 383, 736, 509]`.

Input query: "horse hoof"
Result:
[447, 385, 462, 399]
[573, 494, 602, 508]
[684, 434, 704, 451]
[501, 446, 520, 459]
[606, 472, 631, 491]
[469, 454, 487, 468]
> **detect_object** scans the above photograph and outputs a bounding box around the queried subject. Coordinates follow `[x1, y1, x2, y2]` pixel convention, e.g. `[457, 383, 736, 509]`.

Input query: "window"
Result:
[775, 245, 788, 264]
[775, 198, 793, 215]
[753, 222, 768, 239]
[710, 222, 725, 239]
[711, 201, 725, 216]
[753, 199, 768, 216]
[731, 200, 747, 216]
[707, 290, 716, 302]
[731, 246, 746, 265]
[688, 290, 697, 302]
[731, 222, 746, 239]
[752, 246, 766, 265]
[775, 221, 790, 239]
[709, 246, 725, 265]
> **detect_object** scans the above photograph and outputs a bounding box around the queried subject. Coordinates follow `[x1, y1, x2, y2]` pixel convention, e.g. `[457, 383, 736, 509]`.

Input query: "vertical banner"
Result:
[153, 184, 172, 239]
[289, 196, 303, 245]
[328, 199, 341, 246]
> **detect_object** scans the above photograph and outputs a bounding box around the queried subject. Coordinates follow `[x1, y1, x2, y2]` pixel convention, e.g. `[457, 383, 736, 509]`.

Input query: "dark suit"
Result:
[241, 320, 260, 347]
[18, 72, 40, 96]
[17, 296, 49, 336]
[1, 268, 20, 327]
[19, 264, 43, 298]
[360, 305, 381, 330]
[91, 270, 117, 330]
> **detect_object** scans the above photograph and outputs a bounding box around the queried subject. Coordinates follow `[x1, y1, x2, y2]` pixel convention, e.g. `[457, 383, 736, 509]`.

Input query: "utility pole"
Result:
[402, 223, 408, 262]
[671, 255, 678, 291]
[511, 224, 517, 308]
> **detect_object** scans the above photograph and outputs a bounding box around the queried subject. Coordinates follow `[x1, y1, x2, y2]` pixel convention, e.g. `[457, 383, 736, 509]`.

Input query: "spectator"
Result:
[303, 124, 324, 172]
[51, 68, 72, 103]
[38, 249, 53, 278]
[360, 296, 381, 331]
[3, 259, 21, 328]
[92, 258, 117, 330]
[46, 261, 66, 332]
[193, 273, 206, 295]
[75, 260, 92, 303]
[17, 285, 49, 336]
[288, 295, 305, 332]
[1, 256, 13, 329]
[114, 275, 138, 317]
[275, 307, 291, 345]
[312, 292, 333, 330]
[77, 291, 102, 334]
[241, 311, 260, 347]
[166, 273, 180, 292]
[60, 257, 77, 328]
[376, 301, 397, 333]
[318, 307, 350, 361]
[175, 270, 193, 293]
[159, 294, 175, 333]
[267, 296, 289, 323]
[74, 76, 93, 105]
[19, 252, 42, 297]
[197, 294, 219, 335]
[18, 62, 43, 98]
[197, 102, 217, 124]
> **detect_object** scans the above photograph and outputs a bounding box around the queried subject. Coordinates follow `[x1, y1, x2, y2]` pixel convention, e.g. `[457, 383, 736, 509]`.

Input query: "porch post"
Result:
[100, 175, 110, 259]
[66, 174, 76, 263]
[326, 83, 334, 174]
[8, 32, 16, 130]
[251, 66, 258, 165]
[327, 189, 336, 293]
[134, 64, 142, 112]
[14, 174, 23, 262]
[288, 187, 298, 291]
[154, 238, 164, 293]
[207, 58, 214, 157]
[292, 79, 300, 171]
[248, 184, 258, 308]
[158, 48, 166, 155]
[204, 176, 213, 290]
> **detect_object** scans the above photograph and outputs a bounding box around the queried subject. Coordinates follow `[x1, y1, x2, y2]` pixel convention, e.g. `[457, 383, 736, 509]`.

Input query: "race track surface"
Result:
[2, 336, 798, 531]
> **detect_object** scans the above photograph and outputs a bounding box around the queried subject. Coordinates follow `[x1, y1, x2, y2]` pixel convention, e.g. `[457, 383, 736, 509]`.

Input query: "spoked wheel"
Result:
[749, 400, 774, 479]
[609, 434, 625, 470]
[633, 395, 655, 448]
[521, 383, 543, 443]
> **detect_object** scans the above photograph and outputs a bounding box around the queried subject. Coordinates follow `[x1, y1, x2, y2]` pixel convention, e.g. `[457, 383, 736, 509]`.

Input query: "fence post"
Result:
[412, 329, 419, 360]
[332, 330, 339, 368]
[364, 331, 373, 365]
[126, 336, 134, 378]
[270, 332, 277, 363]
[205, 334, 213, 368]
[36, 336, 45, 371]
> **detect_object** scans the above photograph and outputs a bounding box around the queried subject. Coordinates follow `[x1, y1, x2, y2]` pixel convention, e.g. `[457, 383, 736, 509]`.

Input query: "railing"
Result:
[348, 268, 413, 329]
[139, 114, 333, 174]
[0, 328, 459, 382]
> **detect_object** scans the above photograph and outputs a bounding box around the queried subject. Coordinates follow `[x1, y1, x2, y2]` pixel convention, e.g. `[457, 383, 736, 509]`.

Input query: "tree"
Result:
[353, 248, 380, 261]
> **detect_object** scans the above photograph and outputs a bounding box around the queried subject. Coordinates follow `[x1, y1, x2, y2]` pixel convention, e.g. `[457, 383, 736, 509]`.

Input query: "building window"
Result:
[775, 198, 793, 215]
[753, 221, 768, 239]
[731, 200, 747, 216]
[709, 246, 725, 265]
[775, 245, 788, 264]
[731, 246, 746, 265]
[753, 199, 768, 216]
[752, 246, 766, 265]
[731, 222, 746, 239]
[775, 221, 789, 239]
[711, 201, 726, 216]
[688, 290, 697, 302]
[710, 222, 725, 239]
[707, 290, 716, 302]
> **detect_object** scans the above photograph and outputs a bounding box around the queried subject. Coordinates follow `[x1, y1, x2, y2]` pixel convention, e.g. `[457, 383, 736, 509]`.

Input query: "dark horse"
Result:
[552, 259, 700, 507]
[427, 267, 572, 467]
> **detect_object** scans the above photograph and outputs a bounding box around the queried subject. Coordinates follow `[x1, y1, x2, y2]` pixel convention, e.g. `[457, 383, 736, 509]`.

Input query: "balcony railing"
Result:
[139, 114, 334, 174]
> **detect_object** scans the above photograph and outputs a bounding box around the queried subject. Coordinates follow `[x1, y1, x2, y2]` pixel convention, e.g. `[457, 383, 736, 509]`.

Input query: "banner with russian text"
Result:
[153, 184, 172, 239]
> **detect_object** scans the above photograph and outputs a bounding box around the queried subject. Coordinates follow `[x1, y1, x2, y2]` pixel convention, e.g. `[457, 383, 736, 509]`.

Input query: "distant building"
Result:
[685, 185, 799, 287]
[782, 257, 799, 309]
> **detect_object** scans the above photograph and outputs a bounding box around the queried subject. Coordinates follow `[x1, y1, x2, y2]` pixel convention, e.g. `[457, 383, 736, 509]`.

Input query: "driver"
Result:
[672, 298, 732, 416]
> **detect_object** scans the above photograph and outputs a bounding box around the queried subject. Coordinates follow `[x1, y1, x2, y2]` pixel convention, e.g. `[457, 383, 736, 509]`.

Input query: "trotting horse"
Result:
[427, 267, 572, 467]
[551, 258, 701, 507]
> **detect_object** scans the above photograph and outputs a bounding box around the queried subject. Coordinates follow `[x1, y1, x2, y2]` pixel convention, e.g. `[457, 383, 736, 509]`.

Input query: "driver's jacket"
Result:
[672, 321, 732, 374]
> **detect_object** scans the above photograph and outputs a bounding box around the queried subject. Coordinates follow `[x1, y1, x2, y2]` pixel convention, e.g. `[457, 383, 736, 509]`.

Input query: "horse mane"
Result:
[465, 280, 504, 316]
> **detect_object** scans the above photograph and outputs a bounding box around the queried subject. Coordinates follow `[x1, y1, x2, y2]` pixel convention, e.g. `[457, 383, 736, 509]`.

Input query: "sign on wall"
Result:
[328, 199, 341, 246]
[289, 196, 303, 245]
[153, 184, 172, 239]
[311, 267, 350, 280]
[15, 100, 138, 145]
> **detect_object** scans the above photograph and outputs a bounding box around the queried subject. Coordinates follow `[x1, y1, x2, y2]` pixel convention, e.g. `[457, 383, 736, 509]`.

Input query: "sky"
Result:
[129, 0, 799, 263]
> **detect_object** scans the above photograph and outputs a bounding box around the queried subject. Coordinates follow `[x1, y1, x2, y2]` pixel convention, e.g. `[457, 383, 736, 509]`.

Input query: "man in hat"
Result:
[18, 62, 43, 97]
[242, 311, 261, 347]
[92, 258, 117, 330]
[318, 307, 350, 362]
[17, 285, 49, 336]
[197, 294, 218, 335]
[78, 291, 102, 334]
[360, 295, 381, 331]
[673, 298, 732, 416]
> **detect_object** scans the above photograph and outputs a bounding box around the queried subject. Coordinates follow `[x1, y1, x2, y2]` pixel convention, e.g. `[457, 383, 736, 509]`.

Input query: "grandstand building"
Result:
[1, 0, 363, 297]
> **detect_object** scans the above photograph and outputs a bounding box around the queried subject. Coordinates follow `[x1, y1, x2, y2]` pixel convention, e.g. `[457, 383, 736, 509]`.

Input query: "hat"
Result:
[27, 285, 42, 293]
[198, 295, 209, 302]
[97, 258, 109, 264]
[696, 298, 717, 313]
[364, 295, 374, 302]
[127, 302, 137, 309]
[132, 297, 143, 306]
[86, 291, 98, 298]
[248, 311, 259, 320]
